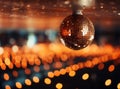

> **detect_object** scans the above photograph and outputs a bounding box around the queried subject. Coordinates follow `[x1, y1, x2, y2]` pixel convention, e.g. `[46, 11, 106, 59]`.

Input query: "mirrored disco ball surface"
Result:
[60, 14, 94, 50]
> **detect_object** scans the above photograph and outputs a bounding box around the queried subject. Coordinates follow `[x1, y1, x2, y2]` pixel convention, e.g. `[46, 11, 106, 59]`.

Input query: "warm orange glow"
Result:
[44, 78, 51, 85]
[54, 70, 60, 77]
[12, 70, 18, 77]
[82, 73, 89, 80]
[5, 85, 11, 89]
[98, 63, 104, 70]
[108, 65, 115, 72]
[84, 60, 93, 68]
[56, 83, 63, 89]
[105, 79, 112, 86]
[44, 64, 50, 70]
[33, 66, 40, 72]
[117, 83, 120, 89]
[16, 82, 22, 89]
[25, 79, 32, 86]
[33, 76, 39, 83]
[21, 59, 27, 68]
[66, 67, 72, 73]
[34, 58, 41, 65]
[0, 44, 120, 77]
[8, 62, 14, 69]
[1, 63, 6, 70]
[48, 72, 54, 78]
[60, 69, 66, 75]
[53, 62, 62, 69]
[71, 64, 79, 71]
[24, 68, 31, 75]
[69, 71, 76, 77]
[60, 54, 68, 62]
[3, 73, 9, 81]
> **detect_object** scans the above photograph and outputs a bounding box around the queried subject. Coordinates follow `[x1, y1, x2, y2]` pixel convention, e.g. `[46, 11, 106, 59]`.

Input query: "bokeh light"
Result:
[69, 71, 76, 77]
[15, 82, 22, 89]
[82, 73, 89, 80]
[3, 73, 10, 81]
[56, 83, 63, 89]
[117, 83, 120, 89]
[105, 79, 112, 86]
[5, 85, 11, 89]
[33, 76, 40, 83]
[44, 78, 51, 85]
[25, 79, 32, 86]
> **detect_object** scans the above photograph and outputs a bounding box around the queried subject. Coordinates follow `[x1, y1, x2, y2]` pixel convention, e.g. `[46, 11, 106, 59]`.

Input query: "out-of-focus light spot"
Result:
[72, 0, 95, 7]
[1, 63, 6, 70]
[33, 76, 39, 83]
[34, 59, 41, 66]
[118, 13, 120, 15]
[25, 79, 32, 86]
[56, 83, 63, 89]
[69, 71, 76, 77]
[105, 79, 112, 86]
[54, 70, 60, 77]
[3, 73, 9, 81]
[12, 45, 18, 53]
[98, 63, 104, 70]
[53, 62, 62, 69]
[44, 64, 50, 70]
[5, 58, 11, 66]
[61, 55, 68, 62]
[44, 78, 51, 85]
[12, 70, 18, 77]
[33, 66, 40, 72]
[0, 47, 4, 55]
[108, 64, 115, 72]
[8, 62, 14, 69]
[71, 64, 79, 71]
[60, 69, 66, 75]
[16, 82, 22, 89]
[117, 83, 120, 89]
[48, 72, 54, 78]
[27, 33, 37, 48]
[24, 68, 31, 75]
[100, 6, 104, 8]
[5, 85, 11, 89]
[82, 73, 89, 80]
[64, 1, 70, 5]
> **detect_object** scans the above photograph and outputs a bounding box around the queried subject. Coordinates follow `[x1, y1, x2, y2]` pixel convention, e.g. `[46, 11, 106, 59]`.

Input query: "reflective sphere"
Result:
[60, 14, 94, 50]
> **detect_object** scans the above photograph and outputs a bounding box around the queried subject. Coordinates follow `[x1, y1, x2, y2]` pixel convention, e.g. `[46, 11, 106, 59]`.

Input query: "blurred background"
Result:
[0, 0, 120, 89]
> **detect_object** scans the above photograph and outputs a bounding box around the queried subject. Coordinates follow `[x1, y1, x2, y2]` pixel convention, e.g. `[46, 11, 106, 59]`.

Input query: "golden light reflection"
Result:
[48, 72, 54, 78]
[15, 82, 22, 89]
[82, 73, 89, 80]
[69, 71, 76, 77]
[0, 43, 119, 83]
[33, 76, 40, 83]
[44, 78, 51, 85]
[56, 83, 63, 89]
[105, 79, 112, 86]
[1, 44, 120, 70]
[60, 69, 66, 75]
[117, 83, 120, 89]
[25, 79, 32, 86]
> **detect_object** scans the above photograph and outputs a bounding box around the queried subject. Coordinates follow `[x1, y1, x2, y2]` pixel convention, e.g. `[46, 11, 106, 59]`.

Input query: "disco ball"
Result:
[60, 14, 94, 50]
